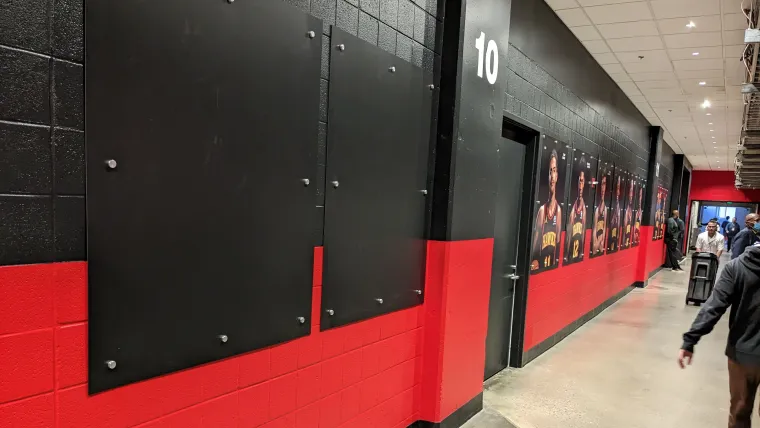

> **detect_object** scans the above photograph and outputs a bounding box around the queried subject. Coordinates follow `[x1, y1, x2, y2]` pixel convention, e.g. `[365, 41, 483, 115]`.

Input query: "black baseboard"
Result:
[410, 392, 483, 428]
[521, 284, 635, 366]
[633, 281, 645, 288]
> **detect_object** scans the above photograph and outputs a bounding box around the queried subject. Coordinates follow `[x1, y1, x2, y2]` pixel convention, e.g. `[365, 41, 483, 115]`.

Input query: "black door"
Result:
[484, 136, 526, 380]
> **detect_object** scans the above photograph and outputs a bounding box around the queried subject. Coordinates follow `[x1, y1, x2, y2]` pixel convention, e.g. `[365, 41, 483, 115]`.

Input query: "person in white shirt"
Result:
[696, 220, 724, 258]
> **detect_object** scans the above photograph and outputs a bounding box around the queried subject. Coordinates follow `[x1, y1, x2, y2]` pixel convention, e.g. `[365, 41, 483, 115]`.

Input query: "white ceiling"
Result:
[546, 0, 748, 171]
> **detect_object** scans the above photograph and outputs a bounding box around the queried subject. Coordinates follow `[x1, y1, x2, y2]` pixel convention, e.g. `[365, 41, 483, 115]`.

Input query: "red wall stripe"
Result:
[689, 170, 760, 203]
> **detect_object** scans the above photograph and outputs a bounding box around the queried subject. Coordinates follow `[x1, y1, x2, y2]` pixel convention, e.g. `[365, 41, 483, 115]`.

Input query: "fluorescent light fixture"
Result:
[699, 81, 706, 86]
[686, 21, 696, 28]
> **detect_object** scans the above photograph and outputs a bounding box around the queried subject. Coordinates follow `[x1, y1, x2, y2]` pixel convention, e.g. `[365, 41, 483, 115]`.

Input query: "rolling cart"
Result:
[685, 252, 719, 306]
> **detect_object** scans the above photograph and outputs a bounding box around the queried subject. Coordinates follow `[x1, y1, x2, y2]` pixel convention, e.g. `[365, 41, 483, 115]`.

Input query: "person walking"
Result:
[722, 216, 731, 234]
[695, 220, 724, 258]
[726, 217, 741, 252]
[666, 210, 685, 271]
[679, 242, 760, 428]
[731, 213, 760, 259]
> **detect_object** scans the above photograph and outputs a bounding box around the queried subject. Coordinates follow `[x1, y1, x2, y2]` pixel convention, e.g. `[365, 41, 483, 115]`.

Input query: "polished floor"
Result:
[465, 253, 756, 428]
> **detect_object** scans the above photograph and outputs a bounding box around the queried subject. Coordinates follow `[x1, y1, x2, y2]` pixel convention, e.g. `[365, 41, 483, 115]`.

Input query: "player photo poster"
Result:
[653, 186, 664, 240]
[530, 139, 568, 274]
[606, 167, 623, 254]
[632, 180, 644, 247]
[590, 160, 612, 258]
[622, 174, 636, 249]
[564, 150, 595, 266]
[660, 187, 669, 239]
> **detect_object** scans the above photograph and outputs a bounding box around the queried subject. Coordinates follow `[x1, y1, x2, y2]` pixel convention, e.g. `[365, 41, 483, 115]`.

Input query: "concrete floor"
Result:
[466, 253, 756, 428]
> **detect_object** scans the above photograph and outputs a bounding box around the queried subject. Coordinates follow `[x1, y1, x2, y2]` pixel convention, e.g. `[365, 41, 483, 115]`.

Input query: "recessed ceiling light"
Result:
[687, 21, 696, 28]
[709, 122, 713, 125]
[699, 81, 707, 86]
[693, 52, 700, 56]
[702, 99, 712, 108]
[707, 113, 712, 116]
[710, 129, 714, 132]
[713, 141, 717, 143]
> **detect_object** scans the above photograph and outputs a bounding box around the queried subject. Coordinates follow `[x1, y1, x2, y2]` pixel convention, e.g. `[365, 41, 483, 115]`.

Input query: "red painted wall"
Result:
[0, 241, 494, 428]
[524, 226, 662, 351]
[689, 170, 760, 203]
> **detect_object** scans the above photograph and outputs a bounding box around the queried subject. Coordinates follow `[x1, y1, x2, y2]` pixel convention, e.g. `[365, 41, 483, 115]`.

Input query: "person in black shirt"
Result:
[731, 214, 760, 260]
[665, 210, 684, 271]
[680, 243, 760, 427]
[722, 216, 731, 235]
[726, 217, 741, 251]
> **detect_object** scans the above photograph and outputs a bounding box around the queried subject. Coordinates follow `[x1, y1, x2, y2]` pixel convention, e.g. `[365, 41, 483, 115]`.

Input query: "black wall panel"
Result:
[322, 29, 431, 329]
[86, 0, 322, 392]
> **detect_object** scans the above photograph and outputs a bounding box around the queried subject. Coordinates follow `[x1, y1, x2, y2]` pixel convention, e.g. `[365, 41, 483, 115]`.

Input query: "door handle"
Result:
[505, 274, 520, 280]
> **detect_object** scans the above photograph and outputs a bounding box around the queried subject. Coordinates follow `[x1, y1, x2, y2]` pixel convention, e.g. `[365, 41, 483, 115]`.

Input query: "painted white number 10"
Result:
[475, 31, 498, 85]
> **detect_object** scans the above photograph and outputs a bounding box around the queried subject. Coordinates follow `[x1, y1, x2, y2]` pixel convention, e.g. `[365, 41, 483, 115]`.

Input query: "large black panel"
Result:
[322, 29, 432, 329]
[87, 0, 322, 393]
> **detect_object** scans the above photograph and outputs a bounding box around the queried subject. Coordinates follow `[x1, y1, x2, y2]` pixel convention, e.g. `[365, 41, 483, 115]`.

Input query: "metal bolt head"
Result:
[218, 334, 228, 343]
[428, 84, 435, 90]
[375, 298, 384, 304]
[227, 0, 234, 3]
[331, 180, 339, 188]
[326, 309, 334, 316]
[297, 316, 306, 324]
[105, 360, 117, 370]
[414, 289, 422, 295]
[105, 159, 117, 169]
[388, 66, 396, 73]
[302, 178, 310, 186]
[337, 44, 345, 51]
[420, 189, 428, 195]
[307, 31, 316, 38]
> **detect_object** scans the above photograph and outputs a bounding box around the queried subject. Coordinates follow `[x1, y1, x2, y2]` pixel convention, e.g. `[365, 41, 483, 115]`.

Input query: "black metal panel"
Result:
[322, 29, 432, 329]
[87, 0, 322, 393]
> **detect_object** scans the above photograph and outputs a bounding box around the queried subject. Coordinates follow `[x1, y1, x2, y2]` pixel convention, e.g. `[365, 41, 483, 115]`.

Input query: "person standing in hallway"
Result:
[666, 210, 685, 272]
[722, 216, 731, 234]
[726, 217, 741, 252]
[695, 220, 724, 258]
[679, 242, 760, 428]
[731, 214, 760, 259]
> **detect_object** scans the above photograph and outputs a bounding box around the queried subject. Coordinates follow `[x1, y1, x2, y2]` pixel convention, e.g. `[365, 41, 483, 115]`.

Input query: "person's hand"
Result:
[678, 349, 693, 369]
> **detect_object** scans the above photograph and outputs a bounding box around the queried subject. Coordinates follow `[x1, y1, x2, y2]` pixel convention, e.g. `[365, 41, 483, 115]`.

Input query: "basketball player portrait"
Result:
[633, 185, 643, 246]
[565, 155, 587, 264]
[592, 174, 607, 256]
[531, 148, 563, 272]
[622, 178, 634, 248]
[654, 189, 663, 239]
[607, 174, 622, 253]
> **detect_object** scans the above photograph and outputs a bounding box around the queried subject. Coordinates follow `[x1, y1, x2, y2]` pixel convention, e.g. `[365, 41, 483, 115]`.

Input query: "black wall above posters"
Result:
[86, 0, 322, 393]
[321, 29, 432, 329]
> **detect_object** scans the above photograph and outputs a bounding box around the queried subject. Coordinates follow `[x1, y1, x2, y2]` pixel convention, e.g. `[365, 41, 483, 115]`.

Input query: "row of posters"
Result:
[530, 139, 646, 275]
[652, 186, 669, 240]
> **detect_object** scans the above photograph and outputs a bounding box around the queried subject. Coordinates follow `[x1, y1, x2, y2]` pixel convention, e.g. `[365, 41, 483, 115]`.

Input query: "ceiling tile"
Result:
[615, 50, 670, 63]
[680, 78, 722, 87]
[585, 2, 652, 24]
[596, 21, 660, 38]
[650, 0, 720, 19]
[636, 80, 680, 89]
[608, 73, 632, 82]
[623, 61, 674, 73]
[602, 63, 626, 74]
[570, 25, 603, 41]
[582, 39, 611, 53]
[617, 81, 642, 95]
[629, 71, 679, 81]
[608, 36, 664, 52]
[669, 46, 723, 60]
[657, 15, 722, 34]
[723, 13, 749, 30]
[724, 44, 748, 59]
[592, 52, 619, 64]
[556, 8, 592, 26]
[724, 29, 746, 45]
[576, 0, 638, 5]
[663, 32, 723, 49]
[673, 58, 725, 70]
[647, 92, 687, 102]
[675, 68, 725, 79]
[628, 95, 647, 102]
[545, 0, 580, 9]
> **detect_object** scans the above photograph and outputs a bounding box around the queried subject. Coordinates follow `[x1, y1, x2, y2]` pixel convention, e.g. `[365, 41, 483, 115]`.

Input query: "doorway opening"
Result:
[687, 201, 758, 251]
[484, 118, 538, 380]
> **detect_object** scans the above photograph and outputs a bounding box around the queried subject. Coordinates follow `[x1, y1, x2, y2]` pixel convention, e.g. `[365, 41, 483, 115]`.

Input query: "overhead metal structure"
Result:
[738, 0, 760, 188]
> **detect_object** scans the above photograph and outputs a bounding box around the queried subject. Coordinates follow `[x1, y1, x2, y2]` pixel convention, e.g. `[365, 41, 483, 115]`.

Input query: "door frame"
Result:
[499, 116, 541, 369]
[686, 200, 758, 250]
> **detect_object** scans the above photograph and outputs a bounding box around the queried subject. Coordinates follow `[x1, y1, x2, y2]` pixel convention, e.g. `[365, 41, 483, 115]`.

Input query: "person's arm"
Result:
[731, 232, 746, 259]
[716, 235, 724, 257]
[682, 263, 737, 352]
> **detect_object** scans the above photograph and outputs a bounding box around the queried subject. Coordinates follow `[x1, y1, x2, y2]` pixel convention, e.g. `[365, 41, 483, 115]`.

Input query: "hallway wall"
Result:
[505, 0, 662, 363]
